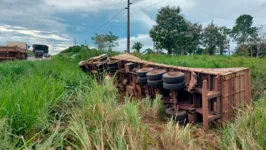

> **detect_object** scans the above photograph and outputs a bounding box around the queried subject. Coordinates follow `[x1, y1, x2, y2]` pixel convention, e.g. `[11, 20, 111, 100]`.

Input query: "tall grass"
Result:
[217, 97, 266, 149]
[0, 49, 102, 147]
[160, 122, 198, 150]
[66, 78, 200, 150]
[67, 79, 144, 150]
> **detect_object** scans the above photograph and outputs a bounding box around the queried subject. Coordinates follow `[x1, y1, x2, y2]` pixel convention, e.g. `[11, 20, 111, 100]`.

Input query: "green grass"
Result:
[0, 49, 102, 148]
[0, 47, 266, 149]
[217, 97, 266, 150]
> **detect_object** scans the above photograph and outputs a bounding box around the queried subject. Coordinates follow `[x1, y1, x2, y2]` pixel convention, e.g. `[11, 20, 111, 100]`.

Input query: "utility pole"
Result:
[74, 37, 76, 46]
[125, 0, 132, 53]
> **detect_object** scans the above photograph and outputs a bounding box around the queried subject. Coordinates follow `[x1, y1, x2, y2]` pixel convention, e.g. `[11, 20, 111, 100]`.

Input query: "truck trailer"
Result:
[79, 53, 251, 131]
[0, 42, 28, 61]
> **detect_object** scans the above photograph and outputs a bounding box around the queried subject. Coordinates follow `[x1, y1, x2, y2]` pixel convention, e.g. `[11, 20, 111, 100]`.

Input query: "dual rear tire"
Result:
[146, 70, 166, 87]
[163, 72, 185, 90]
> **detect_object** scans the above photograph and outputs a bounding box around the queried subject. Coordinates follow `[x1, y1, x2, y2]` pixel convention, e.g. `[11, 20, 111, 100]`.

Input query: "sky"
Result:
[0, 0, 266, 54]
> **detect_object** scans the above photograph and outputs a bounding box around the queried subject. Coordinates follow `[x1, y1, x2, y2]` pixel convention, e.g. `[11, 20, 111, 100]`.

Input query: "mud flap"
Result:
[188, 72, 197, 92]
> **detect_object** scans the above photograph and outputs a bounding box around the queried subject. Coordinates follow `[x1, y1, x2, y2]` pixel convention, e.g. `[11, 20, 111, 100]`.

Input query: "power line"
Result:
[109, 0, 162, 29]
[132, 0, 144, 5]
[113, 0, 124, 9]
[132, 0, 163, 14]
[87, 0, 125, 33]
[94, 8, 125, 32]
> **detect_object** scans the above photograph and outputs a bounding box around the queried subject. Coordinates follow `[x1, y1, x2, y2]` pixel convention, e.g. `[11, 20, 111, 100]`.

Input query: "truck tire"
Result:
[147, 80, 163, 87]
[137, 77, 147, 84]
[163, 72, 185, 83]
[165, 107, 188, 123]
[163, 81, 185, 91]
[147, 70, 167, 80]
[136, 68, 154, 77]
[125, 63, 135, 72]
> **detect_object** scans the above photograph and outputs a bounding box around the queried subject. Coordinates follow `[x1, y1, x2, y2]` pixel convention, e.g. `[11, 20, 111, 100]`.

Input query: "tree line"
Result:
[91, 6, 266, 57]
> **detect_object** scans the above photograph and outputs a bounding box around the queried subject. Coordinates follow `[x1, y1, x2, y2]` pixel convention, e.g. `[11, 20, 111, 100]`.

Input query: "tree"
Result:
[201, 21, 230, 55]
[217, 26, 230, 55]
[186, 22, 203, 54]
[91, 32, 119, 51]
[230, 15, 258, 57]
[230, 14, 258, 46]
[150, 6, 188, 54]
[202, 21, 220, 55]
[132, 42, 143, 53]
[91, 33, 106, 51]
[105, 32, 119, 51]
[143, 48, 153, 54]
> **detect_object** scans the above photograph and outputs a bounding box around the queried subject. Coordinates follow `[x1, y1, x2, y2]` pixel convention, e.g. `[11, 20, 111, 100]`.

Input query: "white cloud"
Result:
[44, 0, 125, 12]
[0, 24, 71, 54]
[115, 34, 153, 52]
[0, 25, 68, 41]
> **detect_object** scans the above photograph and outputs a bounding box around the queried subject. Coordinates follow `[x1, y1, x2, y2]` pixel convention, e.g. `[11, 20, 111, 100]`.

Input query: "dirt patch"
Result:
[137, 68, 154, 73]
[147, 70, 166, 75]
[164, 72, 183, 77]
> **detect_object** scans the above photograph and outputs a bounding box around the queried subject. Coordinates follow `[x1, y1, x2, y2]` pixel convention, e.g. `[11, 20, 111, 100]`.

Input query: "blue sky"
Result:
[0, 0, 266, 54]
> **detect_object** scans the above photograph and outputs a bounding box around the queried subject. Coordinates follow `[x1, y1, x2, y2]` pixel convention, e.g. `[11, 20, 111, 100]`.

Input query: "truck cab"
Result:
[33, 44, 49, 58]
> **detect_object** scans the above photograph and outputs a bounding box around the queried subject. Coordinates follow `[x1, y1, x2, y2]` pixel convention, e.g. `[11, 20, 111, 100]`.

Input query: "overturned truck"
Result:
[79, 53, 251, 131]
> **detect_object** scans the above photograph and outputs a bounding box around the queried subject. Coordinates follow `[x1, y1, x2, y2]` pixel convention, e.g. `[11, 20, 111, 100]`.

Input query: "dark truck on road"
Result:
[33, 44, 49, 58]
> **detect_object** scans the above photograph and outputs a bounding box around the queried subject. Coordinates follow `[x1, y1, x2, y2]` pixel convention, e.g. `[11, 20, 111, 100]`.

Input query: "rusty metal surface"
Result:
[0, 46, 26, 53]
[0, 46, 27, 61]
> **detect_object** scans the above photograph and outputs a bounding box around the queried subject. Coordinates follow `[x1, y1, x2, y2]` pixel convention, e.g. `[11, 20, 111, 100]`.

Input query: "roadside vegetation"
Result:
[0, 47, 265, 149]
[26, 50, 34, 57]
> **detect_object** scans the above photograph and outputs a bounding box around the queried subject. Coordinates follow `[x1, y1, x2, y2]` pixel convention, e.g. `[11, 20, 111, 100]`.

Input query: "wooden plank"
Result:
[208, 75, 211, 90]
[213, 76, 219, 115]
[208, 91, 221, 99]
[230, 77, 235, 119]
[247, 70, 252, 105]
[202, 80, 209, 131]
[222, 76, 230, 121]
[196, 108, 203, 114]
[244, 70, 248, 105]
[240, 73, 245, 107]
[234, 73, 240, 113]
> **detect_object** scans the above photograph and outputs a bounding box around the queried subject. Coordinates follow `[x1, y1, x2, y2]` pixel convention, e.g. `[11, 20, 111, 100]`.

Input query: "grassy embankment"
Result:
[0, 47, 265, 149]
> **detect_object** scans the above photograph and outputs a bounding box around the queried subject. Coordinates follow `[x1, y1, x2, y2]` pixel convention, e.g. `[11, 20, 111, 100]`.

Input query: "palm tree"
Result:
[132, 42, 143, 54]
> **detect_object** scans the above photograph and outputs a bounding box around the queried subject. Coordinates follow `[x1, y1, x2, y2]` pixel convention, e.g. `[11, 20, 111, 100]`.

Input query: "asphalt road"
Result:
[27, 57, 51, 61]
